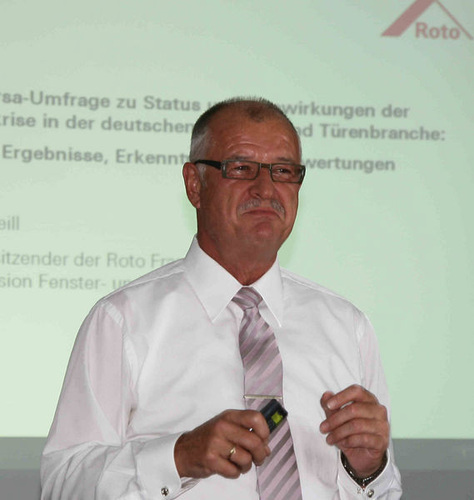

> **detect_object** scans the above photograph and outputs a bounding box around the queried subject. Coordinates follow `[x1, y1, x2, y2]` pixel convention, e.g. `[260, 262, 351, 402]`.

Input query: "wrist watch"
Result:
[341, 452, 388, 489]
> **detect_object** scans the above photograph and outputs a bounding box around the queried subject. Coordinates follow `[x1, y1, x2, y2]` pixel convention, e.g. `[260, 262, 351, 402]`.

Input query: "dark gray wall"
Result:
[1, 439, 473, 500]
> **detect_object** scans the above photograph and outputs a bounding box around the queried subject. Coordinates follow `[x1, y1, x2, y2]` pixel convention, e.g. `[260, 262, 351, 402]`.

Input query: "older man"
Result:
[41, 98, 402, 499]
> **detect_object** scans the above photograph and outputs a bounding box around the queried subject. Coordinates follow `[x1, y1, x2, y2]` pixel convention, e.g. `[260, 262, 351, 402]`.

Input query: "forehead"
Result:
[206, 109, 301, 162]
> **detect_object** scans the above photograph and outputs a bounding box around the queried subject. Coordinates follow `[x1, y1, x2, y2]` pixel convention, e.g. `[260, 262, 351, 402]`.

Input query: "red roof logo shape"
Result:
[382, 0, 473, 39]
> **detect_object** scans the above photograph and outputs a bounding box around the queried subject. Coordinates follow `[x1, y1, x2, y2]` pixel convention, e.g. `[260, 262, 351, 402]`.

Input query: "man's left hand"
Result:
[319, 385, 389, 478]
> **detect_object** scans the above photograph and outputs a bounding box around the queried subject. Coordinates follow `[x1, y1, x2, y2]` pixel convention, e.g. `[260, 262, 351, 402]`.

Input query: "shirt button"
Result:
[366, 489, 375, 498]
[161, 487, 169, 496]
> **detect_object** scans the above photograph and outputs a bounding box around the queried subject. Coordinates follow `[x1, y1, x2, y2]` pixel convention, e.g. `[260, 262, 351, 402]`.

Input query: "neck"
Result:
[197, 235, 276, 285]
[221, 259, 275, 286]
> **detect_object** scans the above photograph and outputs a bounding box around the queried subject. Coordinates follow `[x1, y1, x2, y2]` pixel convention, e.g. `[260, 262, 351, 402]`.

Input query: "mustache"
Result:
[238, 198, 285, 215]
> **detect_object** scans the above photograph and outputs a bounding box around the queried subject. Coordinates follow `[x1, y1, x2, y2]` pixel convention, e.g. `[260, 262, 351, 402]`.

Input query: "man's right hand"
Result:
[174, 409, 271, 479]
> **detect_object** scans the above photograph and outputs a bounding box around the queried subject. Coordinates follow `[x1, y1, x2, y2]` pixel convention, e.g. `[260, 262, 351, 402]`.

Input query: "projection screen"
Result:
[1, 0, 473, 452]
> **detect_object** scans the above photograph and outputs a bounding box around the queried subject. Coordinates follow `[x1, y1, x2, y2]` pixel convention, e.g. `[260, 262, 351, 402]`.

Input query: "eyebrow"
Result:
[226, 156, 298, 163]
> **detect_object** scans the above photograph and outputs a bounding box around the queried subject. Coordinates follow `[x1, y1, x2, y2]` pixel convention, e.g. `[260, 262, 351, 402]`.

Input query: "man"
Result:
[41, 98, 402, 499]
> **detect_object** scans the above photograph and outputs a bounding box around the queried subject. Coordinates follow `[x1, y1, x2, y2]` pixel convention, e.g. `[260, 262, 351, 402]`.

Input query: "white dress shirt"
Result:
[41, 238, 402, 499]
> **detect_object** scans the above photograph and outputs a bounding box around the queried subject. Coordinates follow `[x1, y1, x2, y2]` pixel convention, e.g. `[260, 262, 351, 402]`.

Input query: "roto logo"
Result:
[383, 0, 473, 40]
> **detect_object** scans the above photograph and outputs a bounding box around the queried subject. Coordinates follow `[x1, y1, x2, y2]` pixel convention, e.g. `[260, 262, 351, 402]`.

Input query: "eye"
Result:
[272, 164, 297, 178]
[225, 161, 257, 178]
[273, 165, 293, 175]
[234, 163, 252, 171]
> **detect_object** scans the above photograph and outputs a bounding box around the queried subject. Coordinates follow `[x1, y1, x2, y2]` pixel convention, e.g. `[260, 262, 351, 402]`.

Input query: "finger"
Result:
[219, 412, 270, 465]
[228, 446, 254, 473]
[320, 391, 336, 419]
[226, 410, 270, 440]
[320, 401, 388, 434]
[192, 438, 258, 480]
[211, 410, 267, 446]
[328, 431, 388, 454]
[228, 429, 270, 465]
[222, 417, 267, 449]
[325, 417, 389, 447]
[325, 385, 378, 411]
[214, 452, 244, 479]
[189, 439, 243, 480]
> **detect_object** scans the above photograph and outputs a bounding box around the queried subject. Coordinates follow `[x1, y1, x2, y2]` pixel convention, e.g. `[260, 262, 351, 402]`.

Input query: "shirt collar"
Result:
[184, 237, 284, 326]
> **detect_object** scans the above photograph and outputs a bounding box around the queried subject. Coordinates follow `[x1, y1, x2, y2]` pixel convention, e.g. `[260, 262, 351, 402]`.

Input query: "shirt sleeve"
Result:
[337, 309, 403, 499]
[40, 300, 197, 500]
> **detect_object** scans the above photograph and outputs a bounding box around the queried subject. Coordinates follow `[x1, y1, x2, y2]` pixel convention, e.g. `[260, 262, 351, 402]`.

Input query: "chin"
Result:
[246, 232, 284, 253]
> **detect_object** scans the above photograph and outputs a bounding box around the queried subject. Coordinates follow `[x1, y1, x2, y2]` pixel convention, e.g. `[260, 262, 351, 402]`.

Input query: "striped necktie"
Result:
[233, 287, 303, 500]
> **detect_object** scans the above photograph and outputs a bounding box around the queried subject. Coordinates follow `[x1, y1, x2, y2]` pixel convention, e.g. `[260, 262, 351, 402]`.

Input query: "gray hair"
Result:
[189, 97, 301, 166]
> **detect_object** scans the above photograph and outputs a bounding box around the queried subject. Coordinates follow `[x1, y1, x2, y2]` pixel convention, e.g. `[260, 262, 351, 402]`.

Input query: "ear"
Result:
[183, 162, 203, 209]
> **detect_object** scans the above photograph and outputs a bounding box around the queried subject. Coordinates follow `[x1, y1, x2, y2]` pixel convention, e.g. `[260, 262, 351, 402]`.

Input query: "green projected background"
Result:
[1, 0, 473, 440]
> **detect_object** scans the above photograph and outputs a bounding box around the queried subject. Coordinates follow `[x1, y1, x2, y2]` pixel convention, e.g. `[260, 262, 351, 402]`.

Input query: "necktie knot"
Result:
[232, 287, 262, 310]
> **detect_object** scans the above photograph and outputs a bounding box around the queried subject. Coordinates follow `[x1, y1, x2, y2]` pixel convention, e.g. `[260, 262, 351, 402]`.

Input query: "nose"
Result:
[249, 165, 276, 198]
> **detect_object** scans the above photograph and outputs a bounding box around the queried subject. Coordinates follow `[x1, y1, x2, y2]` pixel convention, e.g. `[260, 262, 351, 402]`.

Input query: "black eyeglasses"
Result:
[195, 159, 305, 184]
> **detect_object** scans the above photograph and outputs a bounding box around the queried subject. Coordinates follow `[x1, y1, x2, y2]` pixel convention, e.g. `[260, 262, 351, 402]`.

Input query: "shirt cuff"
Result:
[337, 449, 399, 499]
[135, 433, 199, 499]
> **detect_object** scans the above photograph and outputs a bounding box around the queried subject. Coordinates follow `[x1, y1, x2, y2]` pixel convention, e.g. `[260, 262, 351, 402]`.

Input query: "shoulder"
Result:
[91, 258, 186, 317]
[281, 267, 355, 307]
[109, 258, 185, 296]
[280, 268, 370, 335]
